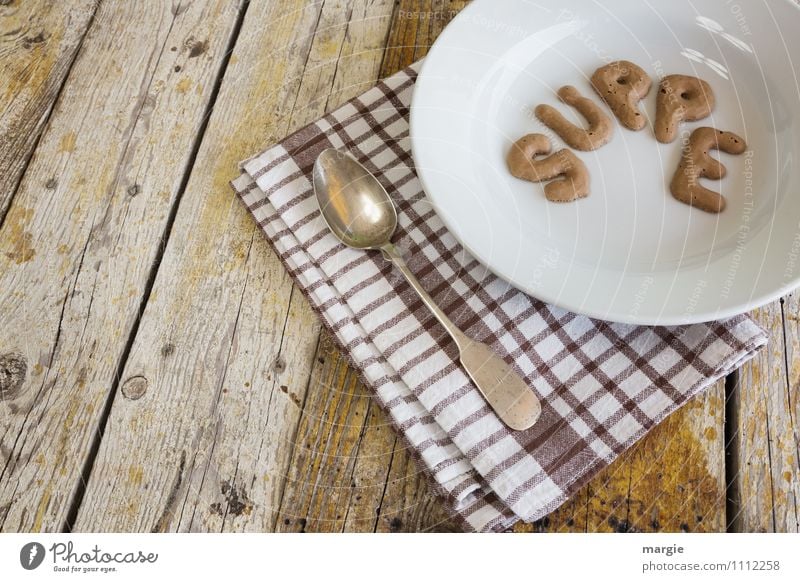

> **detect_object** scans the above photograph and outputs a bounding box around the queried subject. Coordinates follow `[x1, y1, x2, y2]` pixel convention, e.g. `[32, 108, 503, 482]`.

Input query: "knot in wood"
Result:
[121, 375, 148, 400]
[0, 352, 27, 400]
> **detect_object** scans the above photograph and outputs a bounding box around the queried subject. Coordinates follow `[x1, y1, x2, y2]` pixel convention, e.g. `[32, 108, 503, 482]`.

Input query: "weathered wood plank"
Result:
[274, 0, 469, 533]
[0, 0, 244, 532]
[0, 0, 97, 223]
[731, 298, 799, 532]
[515, 380, 727, 532]
[379, 0, 469, 74]
[776, 295, 800, 531]
[73, 0, 396, 533]
[371, 427, 462, 532]
[276, 332, 393, 532]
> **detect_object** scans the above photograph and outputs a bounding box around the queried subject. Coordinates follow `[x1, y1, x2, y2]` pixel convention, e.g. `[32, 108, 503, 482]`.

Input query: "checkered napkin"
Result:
[231, 62, 768, 532]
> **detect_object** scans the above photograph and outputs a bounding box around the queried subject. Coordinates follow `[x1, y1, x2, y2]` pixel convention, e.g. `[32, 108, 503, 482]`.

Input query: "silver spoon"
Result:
[312, 149, 541, 430]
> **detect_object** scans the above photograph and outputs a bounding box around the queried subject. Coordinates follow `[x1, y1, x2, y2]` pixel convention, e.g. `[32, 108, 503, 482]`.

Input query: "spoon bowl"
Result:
[313, 149, 397, 250]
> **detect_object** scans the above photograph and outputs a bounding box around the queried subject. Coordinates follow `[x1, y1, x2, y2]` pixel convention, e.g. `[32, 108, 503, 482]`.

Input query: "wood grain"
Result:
[0, 0, 244, 532]
[276, 332, 395, 532]
[776, 295, 800, 531]
[0, 0, 97, 223]
[73, 0, 398, 533]
[730, 298, 799, 532]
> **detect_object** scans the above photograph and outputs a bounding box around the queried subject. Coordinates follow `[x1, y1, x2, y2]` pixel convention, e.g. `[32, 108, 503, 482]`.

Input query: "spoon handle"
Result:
[380, 243, 468, 347]
[380, 243, 542, 430]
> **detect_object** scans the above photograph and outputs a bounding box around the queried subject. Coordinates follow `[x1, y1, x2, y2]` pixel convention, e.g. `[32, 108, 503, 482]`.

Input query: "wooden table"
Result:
[0, 0, 797, 533]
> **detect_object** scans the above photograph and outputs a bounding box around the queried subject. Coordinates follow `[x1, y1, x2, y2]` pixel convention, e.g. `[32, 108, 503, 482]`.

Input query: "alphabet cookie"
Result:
[507, 134, 590, 202]
[670, 127, 746, 213]
[590, 60, 652, 131]
[655, 75, 715, 143]
[535, 85, 614, 151]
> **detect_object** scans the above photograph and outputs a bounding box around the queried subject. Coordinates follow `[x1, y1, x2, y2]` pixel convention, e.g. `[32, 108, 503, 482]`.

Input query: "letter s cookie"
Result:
[507, 134, 590, 202]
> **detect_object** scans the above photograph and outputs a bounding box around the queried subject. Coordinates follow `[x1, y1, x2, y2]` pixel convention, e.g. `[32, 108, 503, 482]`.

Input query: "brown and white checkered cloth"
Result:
[231, 62, 768, 532]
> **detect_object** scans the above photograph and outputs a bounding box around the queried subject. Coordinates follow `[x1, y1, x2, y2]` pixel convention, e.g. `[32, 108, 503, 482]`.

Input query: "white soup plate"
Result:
[410, 0, 800, 324]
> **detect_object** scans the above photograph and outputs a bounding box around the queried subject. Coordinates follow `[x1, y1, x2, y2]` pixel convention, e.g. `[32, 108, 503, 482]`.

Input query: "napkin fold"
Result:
[231, 62, 767, 532]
